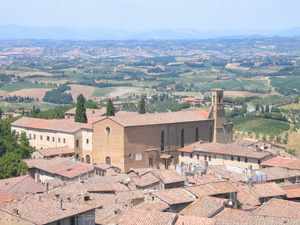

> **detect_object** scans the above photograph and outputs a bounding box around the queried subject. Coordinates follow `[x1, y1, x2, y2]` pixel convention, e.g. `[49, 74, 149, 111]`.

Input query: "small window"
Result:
[245, 157, 248, 163]
[86, 138, 89, 144]
[63, 138, 66, 144]
[197, 154, 200, 160]
[237, 157, 241, 162]
[195, 127, 199, 141]
[47, 136, 50, 141]
[204, 155, 207, 161]
[258, 160, 261, 164]
[135, 153, 142, 161]
[52, 137, 55, 142]
[33, 134, 36, 140]
[76, 139, 79, 148]
[180, 129, 185, 147]
[29, 134, 32, 139]
[181, 152, 184, 157]
[160, 130, 165, 152]
[231, 156, 234, 161]
[208, 155, 211, 161]
[190, 153, 193, 158]
[40, 135, 43, 140]
[106, 127, 111, 135]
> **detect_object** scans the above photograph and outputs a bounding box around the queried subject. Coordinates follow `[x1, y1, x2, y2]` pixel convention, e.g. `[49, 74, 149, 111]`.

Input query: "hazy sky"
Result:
[1, 0, 299, 31]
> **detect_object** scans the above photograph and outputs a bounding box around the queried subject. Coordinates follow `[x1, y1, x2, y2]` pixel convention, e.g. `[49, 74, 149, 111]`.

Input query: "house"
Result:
[254, 166, 300, 183]
[179, 196, 226, 218]
[178, 142, 273, 170]
[253, 198, 300, 220]
[11, 117, 95, 163]
[185, 181, 237, 203]
[151, 188, 196, 212]
[12, 89, 233, 171]
[0, 175, 46, 203]
[0, 193, 96, 225]
[261, 156, 300, 170]
[24, 158, 95, 183]
[94, 163, 121, 176]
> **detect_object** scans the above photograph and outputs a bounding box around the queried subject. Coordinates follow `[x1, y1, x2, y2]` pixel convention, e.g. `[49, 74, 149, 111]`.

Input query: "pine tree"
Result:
[106, 99, 115, 116]
[138, 96, 146, 114]
[75, 94, 87, 123]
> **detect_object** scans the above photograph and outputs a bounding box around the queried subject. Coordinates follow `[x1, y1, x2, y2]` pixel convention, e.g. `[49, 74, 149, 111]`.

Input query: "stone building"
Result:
[12, 90, 233, 171]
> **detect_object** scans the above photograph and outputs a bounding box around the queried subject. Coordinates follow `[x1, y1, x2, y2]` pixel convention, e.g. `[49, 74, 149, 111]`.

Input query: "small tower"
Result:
[211, 89, 233, 143]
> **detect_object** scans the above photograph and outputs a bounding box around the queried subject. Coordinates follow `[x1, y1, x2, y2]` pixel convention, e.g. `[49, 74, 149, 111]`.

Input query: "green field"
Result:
[234, 117, 290, 136]
[0, 81, 53, 92]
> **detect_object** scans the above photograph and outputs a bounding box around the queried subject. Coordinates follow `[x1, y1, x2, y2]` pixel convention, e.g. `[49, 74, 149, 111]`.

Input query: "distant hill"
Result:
[0, 25, 300, 40]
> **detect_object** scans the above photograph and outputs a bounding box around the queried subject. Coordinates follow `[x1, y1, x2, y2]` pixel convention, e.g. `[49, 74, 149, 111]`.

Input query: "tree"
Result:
[0, 119, 33, 179]
[138, 96, 146, 114]
[0, 107, 2, 119]
[265, 104, 270, 113]
[106, 99, 115, 116]
[75, 94, 87, 123]
[255, 104, 260, 112]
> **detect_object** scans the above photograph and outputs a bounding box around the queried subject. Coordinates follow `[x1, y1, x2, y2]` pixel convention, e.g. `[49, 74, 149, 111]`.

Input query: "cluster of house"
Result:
[1, 153, 300, 225]
[1, 89, 300, 224]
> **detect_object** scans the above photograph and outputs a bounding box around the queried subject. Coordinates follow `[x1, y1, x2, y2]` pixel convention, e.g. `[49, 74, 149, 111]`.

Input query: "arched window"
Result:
[195, 127, 199, 141]
[160, 130, 165, 152]
[85, 155, 91, 164]
[106, 127, 111, 135]
[105, 156, 111, 165]
[181, 129, 185, 147]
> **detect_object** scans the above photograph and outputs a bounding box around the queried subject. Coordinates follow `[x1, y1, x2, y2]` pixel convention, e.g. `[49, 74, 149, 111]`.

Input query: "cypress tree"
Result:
[106, 99, 115, 116]
[138, 96, 146, 114]
[75, 94, 87, 123]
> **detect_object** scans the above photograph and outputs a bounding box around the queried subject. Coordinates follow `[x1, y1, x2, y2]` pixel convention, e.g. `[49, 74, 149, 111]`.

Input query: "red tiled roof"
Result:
[253, 199, 300, 219]
[178, 142, 272, 160]
[282, 184, 300, 199]
[24, 158, 94, 179]
[175, 215, 215, 225]
[97, 109, 210, 127]
[37, 146, 75, 157]
[185, 181, 237, 198]
[0, 175, 46, 197]
[12, 117, 94, 133]
[154, 188, 195, 206]
[261, 156, 300, 170]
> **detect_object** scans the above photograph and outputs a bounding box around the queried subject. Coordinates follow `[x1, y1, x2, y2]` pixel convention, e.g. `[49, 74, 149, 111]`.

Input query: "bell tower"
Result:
[211, 89, 233, 143]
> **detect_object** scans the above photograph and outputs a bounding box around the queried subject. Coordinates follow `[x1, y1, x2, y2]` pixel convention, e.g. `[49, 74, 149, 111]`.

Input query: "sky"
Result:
[1, 0, 300, 32]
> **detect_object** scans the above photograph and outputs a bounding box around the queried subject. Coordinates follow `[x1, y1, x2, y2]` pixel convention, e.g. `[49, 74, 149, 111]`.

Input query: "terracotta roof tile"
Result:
[37, 146, 75, 158]
[154, 188, 195, 206]
[12, 117, 94, 133]
[100, 109, 210, 127]
[261, 156, 300, 170]
[178, 142, 272, 160]
[117, 209, 177, 225]
[186, 181, 237, 198]
[180, 196, 225, 218]
[175, 215, 216, 225]
[282, 184, 300, 199]
[24, 158, 94, 179]
[253, 198, 300, 219]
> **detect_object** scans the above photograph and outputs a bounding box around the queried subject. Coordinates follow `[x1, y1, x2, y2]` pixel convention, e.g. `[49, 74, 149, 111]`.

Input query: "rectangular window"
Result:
[245, 157, 248, 163]
[195, 127, 199, 141]
[76, 139, 79, 148]
[181, 152, 184, 157]
[237, 157, 241, 162]
[52, 137, 55, 142]
[231, 156, 234, 161]
[208, 155, 211, 161]
[29, 134, 32, 139]
[58, 138, 61, 143]
[204, 155, 207, 161]
[47, 136, 50, 141]
[190, 153, 193, 158]
[33, 134, 36, 140]
[197, 154, 200, 160]
[40, 135, 43, 140]
[135, 153, 142, 160]
[63, 138, 66, 144]
[86, 139, 89, 144]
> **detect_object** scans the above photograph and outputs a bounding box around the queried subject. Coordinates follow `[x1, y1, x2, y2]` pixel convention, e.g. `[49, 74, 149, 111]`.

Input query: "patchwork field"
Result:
[234, 117, 290, 136]
[68, 84, 97, 100]
[8, 88, 51, 100]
